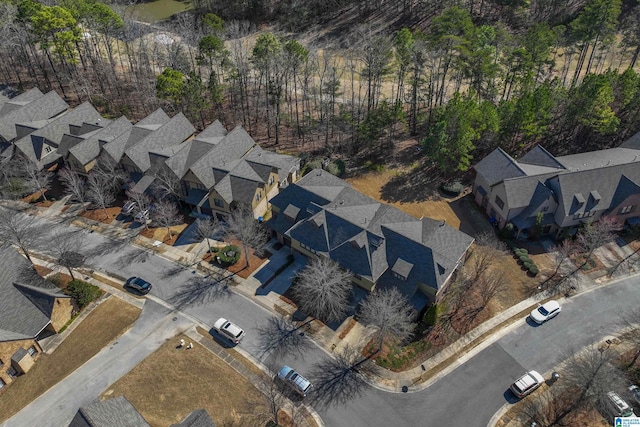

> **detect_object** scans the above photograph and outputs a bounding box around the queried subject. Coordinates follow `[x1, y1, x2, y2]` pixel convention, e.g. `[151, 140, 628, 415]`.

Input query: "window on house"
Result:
[27, 346, 37, 356]
[393, 272, 406, 281]
[619, 205, 635, 214]
[189, 182, 206, 191]
[0, 378, 5, 389]
[542, 206, 549, 212]
[214, 198, 224, 207]
[0, 359, 3, 367]
[494, 196, 504, 210]
[44, 146, 52, 153]
[255, 193, 262, 202]
[268, 176, 274, 186]
[7, 366, 18, 377]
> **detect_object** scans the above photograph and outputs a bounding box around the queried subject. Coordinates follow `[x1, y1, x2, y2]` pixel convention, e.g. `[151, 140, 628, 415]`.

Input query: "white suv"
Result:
[213, 318, 245, 344]
[510, 371, 544, 398]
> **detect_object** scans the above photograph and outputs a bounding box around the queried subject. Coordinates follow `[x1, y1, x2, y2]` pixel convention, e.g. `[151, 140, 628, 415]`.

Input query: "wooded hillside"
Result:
[2, 0, 640, 175]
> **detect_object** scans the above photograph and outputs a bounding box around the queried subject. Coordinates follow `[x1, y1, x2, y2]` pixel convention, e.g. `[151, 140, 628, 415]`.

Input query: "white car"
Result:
[213, 318, 245, 344]
[510, 370, 544, 398]
[530, 300, 561, 324]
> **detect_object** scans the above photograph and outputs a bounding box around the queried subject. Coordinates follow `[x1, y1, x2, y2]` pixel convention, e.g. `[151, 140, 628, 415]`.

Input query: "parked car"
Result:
[212, 318, 245, 344]
[628, 385, 640, 404]
[530, 300, 561, 324]
[605, 390, 635, 417]
[124, 277, 152, 294]
[510, 371, 544, 398]
[121, 200, 137, 215]
[276, 365, 313, 397]
[134, 209, 150, 223]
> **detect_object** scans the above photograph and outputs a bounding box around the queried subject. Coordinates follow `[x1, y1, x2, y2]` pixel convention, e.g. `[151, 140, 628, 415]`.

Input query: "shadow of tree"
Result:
[379, 164, 442, 204]
[255, 316, 313, 361]
[167, 274, 232, 310]
[308, 346, 375, 409]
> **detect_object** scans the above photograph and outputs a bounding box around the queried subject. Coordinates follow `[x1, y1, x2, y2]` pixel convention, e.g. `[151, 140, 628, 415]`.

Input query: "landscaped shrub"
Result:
[518, 255, 531, 265]
[528, 266, 539, 277]
[441, 181, 464, 196]
[65, 279, 102, 309]
[523, 261, 533, 270]
[518, 248, 528, 255]
[422, 304, 439, 327]
[216, 245, 241, 265]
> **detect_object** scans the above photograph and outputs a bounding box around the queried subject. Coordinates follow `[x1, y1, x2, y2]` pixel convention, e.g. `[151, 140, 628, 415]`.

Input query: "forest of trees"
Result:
[2, 0, 640, 175]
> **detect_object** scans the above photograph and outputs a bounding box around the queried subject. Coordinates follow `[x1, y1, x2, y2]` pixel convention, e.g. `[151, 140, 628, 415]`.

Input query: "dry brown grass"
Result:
[0, 297, 141, 422]
[346, 169, 462, 228]
[78, 206, 122, 223]
[102, 334, 270, 427]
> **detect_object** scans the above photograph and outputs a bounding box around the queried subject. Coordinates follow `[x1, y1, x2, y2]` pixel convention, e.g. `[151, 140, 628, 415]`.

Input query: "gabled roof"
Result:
[14, 102, 103, 168]
[0, 87, 44, 118]
[553, 163, 640, 215]
[0, 90, 68, 142]
[618, 130, 640, 150]
[244, 145, 301, 181]
[164, 139, 217, 178]
[69, 396, 150, 427]
[0, 247, 69, 342]
[68, 116, 133, 165]
[275, 169, 474, 295]
[124, 112, 194, 172]
[102, 109, 170, 163]
[193, 119, 227, 144]
[473, 148, 526, 186]
[610, 175, 640, 209]
[555, 147, 640, 171]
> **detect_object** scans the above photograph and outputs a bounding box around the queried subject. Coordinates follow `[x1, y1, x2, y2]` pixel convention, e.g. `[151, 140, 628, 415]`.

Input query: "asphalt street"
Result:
[5, 213, 640, 427]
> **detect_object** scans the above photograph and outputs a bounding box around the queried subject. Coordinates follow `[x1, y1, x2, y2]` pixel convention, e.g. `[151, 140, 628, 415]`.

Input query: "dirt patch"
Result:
[203, 239, 267, 279]
[102, 334, 270, 426]
[138, 224, 187, 246]
[47, 272, 75, 290]
[78, 206, 121, 224]
[0, 297, 141, 422]
[34, 265, 53, 278]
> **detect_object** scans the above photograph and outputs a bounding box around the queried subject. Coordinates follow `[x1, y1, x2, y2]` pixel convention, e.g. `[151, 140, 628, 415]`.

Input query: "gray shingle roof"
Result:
[0, 247, 68, 342]
[170, 409, 216, 427]
[0, 88, 44, 118]
[473, 148, 526, 186]
[193, 119, 227, 144]
[68, 116, 133, 165]
[555, 147, 640, 172]
[69, 396, 151, 427]
[610, 175, 640, 209]
[124, 112, 195, 172]
[14, 102, 103, 168]
[164, 139, 217, 178]
[618, 130, 640, 150]
[102, 109, 170, 163]
[0, 90, 68, 142]
[276, 169, 473, 294]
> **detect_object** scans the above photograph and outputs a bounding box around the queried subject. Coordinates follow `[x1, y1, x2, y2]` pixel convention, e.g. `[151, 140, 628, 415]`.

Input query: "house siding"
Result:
[0, 339, 42, 387]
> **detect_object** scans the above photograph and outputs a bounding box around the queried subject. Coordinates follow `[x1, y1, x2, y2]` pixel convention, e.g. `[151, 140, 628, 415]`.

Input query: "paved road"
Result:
[5, 213, 640, 427]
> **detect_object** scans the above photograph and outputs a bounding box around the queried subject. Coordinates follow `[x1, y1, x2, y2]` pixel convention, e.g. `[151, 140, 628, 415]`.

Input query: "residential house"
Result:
[0, 90, 68, 161]
[13, 102, 104, 170]
[0, 247, 75, 390]
[473, 133, 640, 239]
[178, 124, 300, 219]
[65, 116, 134, 174]
[267, 169, 474, 304]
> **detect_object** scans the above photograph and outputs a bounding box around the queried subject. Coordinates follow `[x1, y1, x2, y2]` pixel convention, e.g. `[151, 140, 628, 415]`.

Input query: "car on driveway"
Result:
[530, 300, 561, 324]
[121, 200, 137, 216]
[124, 277, 152, 294]
[212, 318, 245, 344]
[276, 365, 313, 397]
[510, 370, 544, 398]
[629, 385, 640, 404]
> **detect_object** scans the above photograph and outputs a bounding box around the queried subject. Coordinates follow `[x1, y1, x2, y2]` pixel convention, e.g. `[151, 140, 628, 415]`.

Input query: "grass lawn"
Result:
[0, 296, 141, 422]
[102, 335, 270, 427]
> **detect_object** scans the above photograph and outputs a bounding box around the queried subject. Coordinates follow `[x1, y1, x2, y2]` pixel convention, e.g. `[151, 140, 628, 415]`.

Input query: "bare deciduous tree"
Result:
[151, 199, 183, 240]
[467, 236, 505, 283]
[618, 308, 640, 367]
[149, 166, 183, 205]
[256, 315, 312, 359]
[195, 216, 225, 254]
[87, 172, 116, 220]
[0, 160, 26, 199]
[15, 154, 53, 201]
[92, 152, 128, 192]
[225, 205, 268, 269]
[0, 208, 44, 265]
[58, 167, 87, 203]
[292, 256, 352, 324]
[358, 287, 415, 353]
[47, 229, 86, 279]
[477, 270, 507, 306]
[125, 189, 152, 215]
[576, 217, 620, 265]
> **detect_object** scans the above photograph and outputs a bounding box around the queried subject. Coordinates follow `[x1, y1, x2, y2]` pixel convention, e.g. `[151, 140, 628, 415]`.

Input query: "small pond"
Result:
[130, 0, 193, 23]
